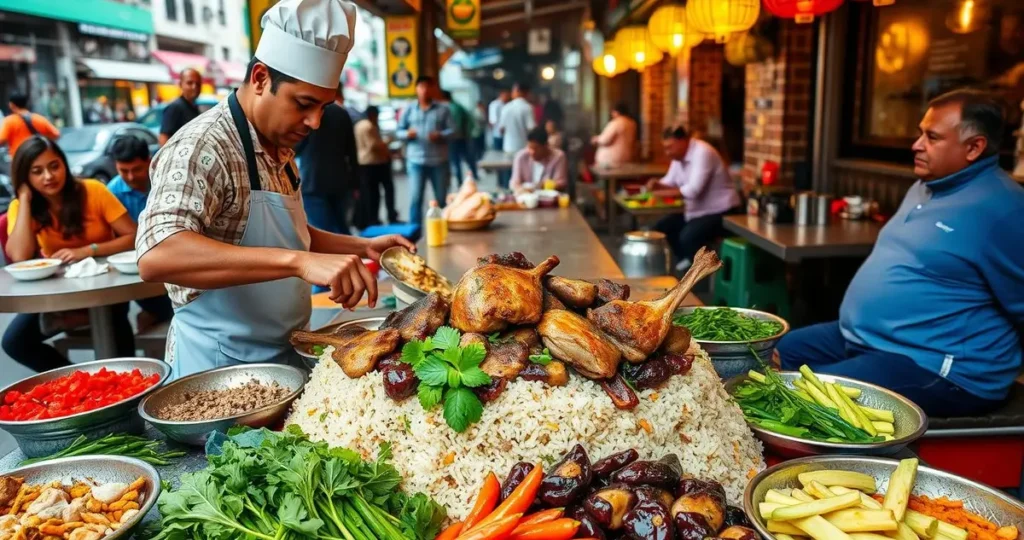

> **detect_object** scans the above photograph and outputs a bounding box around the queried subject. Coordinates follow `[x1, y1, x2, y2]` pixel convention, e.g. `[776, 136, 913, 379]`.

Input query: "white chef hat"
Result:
[254, 0, 357, 89]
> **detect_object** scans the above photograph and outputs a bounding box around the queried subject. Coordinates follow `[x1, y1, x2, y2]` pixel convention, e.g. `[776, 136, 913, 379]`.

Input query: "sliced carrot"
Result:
[456, 513, 523, 540]
[437, 522, 465, 540]
[463, 473, 501, 530]
[514, 508, 564, 531]
[471, 463, 543, 530]
[508, 518, 580, 540]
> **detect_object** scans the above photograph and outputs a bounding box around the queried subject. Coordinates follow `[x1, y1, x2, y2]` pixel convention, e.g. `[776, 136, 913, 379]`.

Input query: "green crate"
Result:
[713, 237, 790, 317]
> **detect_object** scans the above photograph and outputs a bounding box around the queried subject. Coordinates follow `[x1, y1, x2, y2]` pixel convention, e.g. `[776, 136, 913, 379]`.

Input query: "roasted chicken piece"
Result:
[462, 328, 538, 381]
[450, 256, 560, 333]
[537, 309, 622, 379]
[545, 276, 598, 308]
[543, 289, 568, 312]
[0, 476, 22, 507]
[291, 327, 400, 377]
[659, 324, 693, 355]
[380, 292, 450, 341]
[592, 278, 631, 305]
[589, 248, 721, 362]
[520, 361, 569, 386]
[477, 252, 534, 269]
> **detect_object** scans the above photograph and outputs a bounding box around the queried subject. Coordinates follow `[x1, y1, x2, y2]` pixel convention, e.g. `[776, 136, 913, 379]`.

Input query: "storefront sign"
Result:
[446, 0, 480, 40]
[385, 16, 419, 99]
[0, 45, 36, 63]
[247, 0, 281, 54]
[78, 23, 149, 43]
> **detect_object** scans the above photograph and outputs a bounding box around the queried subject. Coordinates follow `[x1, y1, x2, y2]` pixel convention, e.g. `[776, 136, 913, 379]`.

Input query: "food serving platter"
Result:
[138, 363, 306, 446]
[447, 213, 496, 231]
[4, 258, 62, 281]
[0, 455, 162, 539]
[0, 358, 171, 457]
[294, 316, 386, 366]
[743, 455, 1024, 540]
[674, 306, 789, 378]
[724, 371, 928, 457]
[379, 246, 453, 306]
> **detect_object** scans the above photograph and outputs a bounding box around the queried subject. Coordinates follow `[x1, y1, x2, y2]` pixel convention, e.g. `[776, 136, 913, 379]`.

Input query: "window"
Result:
[222, 47, 230, 61]
[183, 0, 195, 24]
[165, 0, 177, 21]
[218, 0, 226, 25]
[840, 0, 1024, 162]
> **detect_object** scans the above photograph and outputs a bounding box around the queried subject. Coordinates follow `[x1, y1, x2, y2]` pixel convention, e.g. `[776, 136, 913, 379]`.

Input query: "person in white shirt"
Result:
[499, 82, 536, 156]
[488, 89, 509, 150]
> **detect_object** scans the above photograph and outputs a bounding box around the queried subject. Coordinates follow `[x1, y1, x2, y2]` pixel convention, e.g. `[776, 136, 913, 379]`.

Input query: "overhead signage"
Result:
[78, 23, 149, 43]
[446, 0, 480, 40]
[385, 16, 419, 99]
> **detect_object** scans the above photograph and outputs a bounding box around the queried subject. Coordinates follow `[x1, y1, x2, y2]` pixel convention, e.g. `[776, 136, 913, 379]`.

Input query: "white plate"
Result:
[4, 258, 62, 281]
[108, 250, 139, 274]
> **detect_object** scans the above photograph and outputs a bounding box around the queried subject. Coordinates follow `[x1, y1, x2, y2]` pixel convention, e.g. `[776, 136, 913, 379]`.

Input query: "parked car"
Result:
[137, 95, 220, 135]
[59, 123, 160, 182]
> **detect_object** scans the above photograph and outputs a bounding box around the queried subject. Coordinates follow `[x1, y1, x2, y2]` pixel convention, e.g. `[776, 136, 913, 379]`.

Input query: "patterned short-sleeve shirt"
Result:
[137, 98, 299, 307]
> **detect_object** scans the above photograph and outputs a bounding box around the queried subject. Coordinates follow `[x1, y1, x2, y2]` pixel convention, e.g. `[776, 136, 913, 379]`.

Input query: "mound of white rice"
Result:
[286, 348, 764, 521]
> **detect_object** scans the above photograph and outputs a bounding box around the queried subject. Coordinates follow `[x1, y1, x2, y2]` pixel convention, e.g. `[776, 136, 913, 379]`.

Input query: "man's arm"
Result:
[438, 108, 455, 139]
[679, 145, 715, 200]
[553, 152, 568, 190]
[158, 106, 179, 146]
[395, 107, 411, 140]
[510, 152, 525, 190]
[38, 116, 60, 140]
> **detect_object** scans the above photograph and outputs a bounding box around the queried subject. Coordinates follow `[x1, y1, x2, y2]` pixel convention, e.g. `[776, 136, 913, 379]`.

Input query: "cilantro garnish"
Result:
[528, 348, 553, 365]
[400, 326, 491, 432]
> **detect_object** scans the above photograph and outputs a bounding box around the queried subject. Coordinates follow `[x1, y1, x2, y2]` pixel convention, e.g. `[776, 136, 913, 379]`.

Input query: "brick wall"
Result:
[639, 57, 675, 161]
[688, 43, 723, 137]
[742, 21, 815, 187]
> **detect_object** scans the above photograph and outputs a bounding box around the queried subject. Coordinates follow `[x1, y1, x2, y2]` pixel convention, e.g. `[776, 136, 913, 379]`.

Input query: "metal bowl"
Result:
[0, 358, 171, 458]
[0, 455, 161, 539]
[743, 455, 1024, 540]
[138, 363, 307, 446]
[724, 371, 928, 457]
[295, 317, 386, 368]
[673, 306, 790, 378]
[379, 246, 453, 306]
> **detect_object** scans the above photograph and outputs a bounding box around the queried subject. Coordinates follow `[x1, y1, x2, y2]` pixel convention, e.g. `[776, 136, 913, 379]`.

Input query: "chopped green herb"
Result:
[311, 344, 326, 356]
[528, 348, 553, 365]
[540, 454, 557, 466]
[673, 307, 782, 341]
[401, 326, 491, 432]
[318, 411, 328, 422]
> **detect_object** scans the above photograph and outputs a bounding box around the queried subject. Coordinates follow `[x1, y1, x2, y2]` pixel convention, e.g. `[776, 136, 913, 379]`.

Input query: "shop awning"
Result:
[0, 0, 153, 34]
[151, 50, 212, 80]
[212, 60, 247, 84]
[77, 58, 173, 84]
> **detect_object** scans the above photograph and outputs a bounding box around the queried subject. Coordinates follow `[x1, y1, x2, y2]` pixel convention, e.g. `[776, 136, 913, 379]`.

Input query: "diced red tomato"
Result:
[0, 369, 160, 421]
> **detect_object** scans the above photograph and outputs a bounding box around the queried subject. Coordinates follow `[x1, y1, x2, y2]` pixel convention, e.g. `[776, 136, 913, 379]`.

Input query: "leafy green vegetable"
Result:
[20, 433, 185, 467]
[401, 326, 491, 432]
[311, 345, 326, 357]
[673, 307, 782, 341]
[734, 366, 882, 444]
[528, 348, 553, 365]
[153, 426, 446, 540]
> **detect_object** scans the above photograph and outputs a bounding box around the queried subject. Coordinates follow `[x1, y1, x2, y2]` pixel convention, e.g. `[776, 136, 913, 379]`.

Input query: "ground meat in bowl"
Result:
[155, 380, 291, 421]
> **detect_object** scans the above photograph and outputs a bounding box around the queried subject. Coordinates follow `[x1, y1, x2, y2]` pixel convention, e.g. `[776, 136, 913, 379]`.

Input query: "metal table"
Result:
[478, 150, 515, 172]
[0, 260, 166, 358]
[420, 206, 624, 280]
[722, 215, 883, 263]
[614, 195, 685, 231]
[590, 162, 669, 235]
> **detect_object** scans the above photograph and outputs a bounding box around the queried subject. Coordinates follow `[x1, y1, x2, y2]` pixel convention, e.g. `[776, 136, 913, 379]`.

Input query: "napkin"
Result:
[64, 257, 110, 278]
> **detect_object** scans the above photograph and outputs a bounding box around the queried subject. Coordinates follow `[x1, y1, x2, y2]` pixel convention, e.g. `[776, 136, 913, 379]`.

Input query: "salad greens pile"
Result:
[673, 307, 782, 341]
[152, 426, 446, 540]
[733, 368, 881, 443]
[400, 326, 491, 432]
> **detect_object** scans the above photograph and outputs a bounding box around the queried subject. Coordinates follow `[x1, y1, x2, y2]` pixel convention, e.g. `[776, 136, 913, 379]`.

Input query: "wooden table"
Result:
[722, 215, 883, 263]
[614, 195, 684, 231]
[419, 206, 624, 280]
[590, 163, 669, 235]
[478, 150, 515, 172]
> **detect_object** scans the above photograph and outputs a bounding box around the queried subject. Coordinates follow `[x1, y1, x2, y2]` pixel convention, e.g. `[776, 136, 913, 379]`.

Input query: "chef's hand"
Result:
[645, 178, 660, 192]
[52, 247, 90, 264]
[297, 252, 379, 309]
[16, 184, 32, 203]
[428, 131, 442, 142]
[406, 128, 418, 140]
[365, 235, 416, 262]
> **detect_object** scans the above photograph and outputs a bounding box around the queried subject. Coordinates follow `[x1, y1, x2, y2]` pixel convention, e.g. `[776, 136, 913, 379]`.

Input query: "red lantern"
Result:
[763, 0, 845, 23]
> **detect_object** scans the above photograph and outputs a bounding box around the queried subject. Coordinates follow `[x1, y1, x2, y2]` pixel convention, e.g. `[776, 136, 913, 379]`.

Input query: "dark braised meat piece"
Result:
[671, 484, 726, 532]
[584, 484, 637, 531]
[664, 353, 694, 376]
[538, 444, 593, 507]
[501, 462, 535, 501]
[724, 506, 753, 529]
[291, 328, 400, 378]
[474, 377, 508, 403]
[520, 361, 569, 386]
[593, 449, 640, 479]
[544, 276, 598, 308]
[621, 355, 673, 390]
[673, 511, 714, 540]
[477, 252, 535, 269]
[451, 256, 560, 333]
[588, 248, 721, 362]
[720, 525, 759, 540]
[623, 498, 674, 540]
[610, 460, 678, 489]
[380, 292, 450, 341]
[659, 324, 692, 355]
[591, 278, 631, 305]
[538, 309, 621, 379]
[599, 374, 639, 410]
[378, 353, 418, 400]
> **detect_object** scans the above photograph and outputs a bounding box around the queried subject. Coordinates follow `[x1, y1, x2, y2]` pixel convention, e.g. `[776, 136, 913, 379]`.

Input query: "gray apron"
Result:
[168, 91, 311, 379]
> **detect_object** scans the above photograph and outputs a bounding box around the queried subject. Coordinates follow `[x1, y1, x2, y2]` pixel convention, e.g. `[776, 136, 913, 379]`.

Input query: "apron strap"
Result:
[228, 91, 262, 193]
[285, 164, 300, 191]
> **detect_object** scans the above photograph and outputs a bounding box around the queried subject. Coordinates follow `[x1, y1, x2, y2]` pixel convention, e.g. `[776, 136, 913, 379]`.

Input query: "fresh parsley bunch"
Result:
[400, 326, 491, 432]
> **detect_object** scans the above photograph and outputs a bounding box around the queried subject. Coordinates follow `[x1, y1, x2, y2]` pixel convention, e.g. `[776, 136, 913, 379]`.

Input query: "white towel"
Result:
[65, 257, 110, 278]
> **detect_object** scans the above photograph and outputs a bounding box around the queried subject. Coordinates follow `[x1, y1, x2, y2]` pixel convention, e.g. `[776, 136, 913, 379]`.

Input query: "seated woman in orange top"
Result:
[4, 136, 138, 371]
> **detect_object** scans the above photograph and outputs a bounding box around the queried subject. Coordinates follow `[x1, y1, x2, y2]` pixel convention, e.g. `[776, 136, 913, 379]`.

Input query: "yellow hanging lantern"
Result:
[592, 40, 625, 77]
[686, 0, 760, 43]
[724, 31, 774, 66]
[616, 25, 664, 71]
[648, 5, 704, 57]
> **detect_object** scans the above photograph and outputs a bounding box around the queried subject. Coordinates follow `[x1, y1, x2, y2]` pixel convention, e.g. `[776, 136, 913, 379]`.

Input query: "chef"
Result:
[136, 0, 414, 378]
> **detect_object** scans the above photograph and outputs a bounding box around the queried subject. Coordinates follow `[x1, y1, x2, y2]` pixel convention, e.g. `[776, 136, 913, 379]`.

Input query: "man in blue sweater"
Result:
[778, 89, 1023, 417]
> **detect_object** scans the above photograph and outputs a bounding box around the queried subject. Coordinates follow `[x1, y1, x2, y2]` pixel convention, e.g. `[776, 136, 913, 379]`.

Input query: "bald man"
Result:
[159, 68, 203, 145]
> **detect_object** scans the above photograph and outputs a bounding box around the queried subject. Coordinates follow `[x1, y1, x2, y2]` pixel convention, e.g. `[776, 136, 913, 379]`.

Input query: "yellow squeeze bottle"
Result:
[426, 200, 446, 247]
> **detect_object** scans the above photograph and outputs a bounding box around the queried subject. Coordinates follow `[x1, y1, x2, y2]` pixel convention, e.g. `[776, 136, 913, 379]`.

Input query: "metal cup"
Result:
[814, 194, 832, 225]
[795, 192, 812, 226]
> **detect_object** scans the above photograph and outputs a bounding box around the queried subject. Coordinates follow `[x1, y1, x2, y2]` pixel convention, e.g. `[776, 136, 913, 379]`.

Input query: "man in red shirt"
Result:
[0, 93, 60, 158]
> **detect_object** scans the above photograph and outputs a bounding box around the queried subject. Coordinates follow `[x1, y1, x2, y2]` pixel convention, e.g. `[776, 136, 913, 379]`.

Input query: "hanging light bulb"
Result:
[616, 26, 664, 71]
[648, 4, 704, 57]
